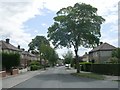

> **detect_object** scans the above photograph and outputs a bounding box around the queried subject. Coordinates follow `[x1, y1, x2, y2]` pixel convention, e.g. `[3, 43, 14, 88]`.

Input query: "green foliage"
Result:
[2, 52, 20, 70]
[29, 61, 41, 71]
[40, 43, 59, 66]
[108, 57, 119, 64]
[30, 60, 40, 66]
[80, 62, 92, 71]
[62, 50, 73, 64]
[28, 36, 50, 51]
[80, 62, 92, 64]
[30, 65, 40, 71]
[81, 64, 119, 76]
[47, 3, 105, 73]
[72, 73, 105, 80]
[48, 3, 105, 49]
[107, 48, 120, 64]
[111, 48, 120, 63]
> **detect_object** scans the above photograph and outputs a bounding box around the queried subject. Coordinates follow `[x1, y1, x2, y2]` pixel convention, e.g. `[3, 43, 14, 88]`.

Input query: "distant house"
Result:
[82, 52, 89, 62]
[1, 39, 40, 68]
[89, 42, 116, 63]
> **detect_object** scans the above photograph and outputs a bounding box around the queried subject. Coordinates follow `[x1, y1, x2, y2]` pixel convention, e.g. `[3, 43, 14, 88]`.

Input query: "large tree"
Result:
[47, 3, 105, 73]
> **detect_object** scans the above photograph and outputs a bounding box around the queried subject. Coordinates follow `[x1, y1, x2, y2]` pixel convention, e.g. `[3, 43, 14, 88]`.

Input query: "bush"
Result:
[29, 61, 41, 71]
[108, 57, 119, 64]
[1, 52, 20, 70]
[30, 65, 39, 71]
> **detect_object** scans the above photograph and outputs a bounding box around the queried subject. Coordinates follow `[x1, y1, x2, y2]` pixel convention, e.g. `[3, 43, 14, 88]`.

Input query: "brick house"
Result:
[89, 42, 116, 63]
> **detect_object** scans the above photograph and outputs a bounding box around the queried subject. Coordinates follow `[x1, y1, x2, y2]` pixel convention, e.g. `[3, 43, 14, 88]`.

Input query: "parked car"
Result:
[56, 64, 59, 67]
[65, 64, 69, 67]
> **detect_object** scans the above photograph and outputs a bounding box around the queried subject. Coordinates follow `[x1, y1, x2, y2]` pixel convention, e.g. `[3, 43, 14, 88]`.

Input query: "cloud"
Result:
[0, 0, 44, 50]
[0, 0, 119, 55]
[41, 23, 48, 27]
[41, 0, 119, 55]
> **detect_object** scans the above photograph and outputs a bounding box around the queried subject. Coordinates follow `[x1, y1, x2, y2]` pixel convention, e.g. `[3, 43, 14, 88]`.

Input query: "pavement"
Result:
[2, 68, 47, 88]
[64, 67, 119, 81]
[1, 66, 119, 89]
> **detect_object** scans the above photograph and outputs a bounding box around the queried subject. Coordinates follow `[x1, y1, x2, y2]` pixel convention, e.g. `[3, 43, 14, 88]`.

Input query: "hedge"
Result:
[1, 52, 20, 70]
[80, 64, 120, 76]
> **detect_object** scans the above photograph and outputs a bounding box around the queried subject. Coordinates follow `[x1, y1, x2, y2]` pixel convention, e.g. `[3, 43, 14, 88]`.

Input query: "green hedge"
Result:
[1, 52, 20, 70]
[80, 64, 120, 76]
[80, 62, 92, 71]
[92, 64, 119, 76]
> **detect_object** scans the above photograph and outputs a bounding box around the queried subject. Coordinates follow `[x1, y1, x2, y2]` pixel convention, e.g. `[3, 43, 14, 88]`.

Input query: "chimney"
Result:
[18, 45, 20, 49]
[22, 48, 25, 51]
[6, 38, 10, 44]
[100, 42, 103, 45]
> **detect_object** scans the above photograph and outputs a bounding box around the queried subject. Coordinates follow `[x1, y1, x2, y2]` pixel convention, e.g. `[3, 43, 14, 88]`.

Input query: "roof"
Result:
[89, 42, 116, 53]
[0, 40, 20, 51]
[29, 53, 36, 57]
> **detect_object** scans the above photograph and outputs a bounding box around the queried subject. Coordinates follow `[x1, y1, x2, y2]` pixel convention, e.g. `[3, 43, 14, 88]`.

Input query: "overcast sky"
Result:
[0, 0, 119, 58]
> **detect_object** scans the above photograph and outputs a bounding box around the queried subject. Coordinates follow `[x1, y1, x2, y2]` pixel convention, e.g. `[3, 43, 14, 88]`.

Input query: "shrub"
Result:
[29, 61, 41, 71]
[30, 61, 40, 66]
[2, 52, 20, 70]
[108, 57, 119, 64]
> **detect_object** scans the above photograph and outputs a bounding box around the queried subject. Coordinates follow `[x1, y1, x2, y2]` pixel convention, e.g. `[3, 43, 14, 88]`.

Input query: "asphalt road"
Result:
[12, 66, 118, 88]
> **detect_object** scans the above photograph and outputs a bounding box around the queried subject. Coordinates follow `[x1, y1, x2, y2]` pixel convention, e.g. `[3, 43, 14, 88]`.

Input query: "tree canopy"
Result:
[28, 36, 50, 51]
[40, 42, 59, 67]
[47, 3, 105, 73]
[110, 48, 120, 63]
[112, 48, 120, 59]
[62, 50, 73, 64]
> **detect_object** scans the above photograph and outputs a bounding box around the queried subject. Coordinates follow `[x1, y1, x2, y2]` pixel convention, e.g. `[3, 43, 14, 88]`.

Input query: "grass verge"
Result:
[71, 72, 105, 80]
[114, 80, 120, 82]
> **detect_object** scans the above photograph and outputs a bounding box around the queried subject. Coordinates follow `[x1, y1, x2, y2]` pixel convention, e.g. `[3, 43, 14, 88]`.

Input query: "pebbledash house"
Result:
[89, 42, 116, 64]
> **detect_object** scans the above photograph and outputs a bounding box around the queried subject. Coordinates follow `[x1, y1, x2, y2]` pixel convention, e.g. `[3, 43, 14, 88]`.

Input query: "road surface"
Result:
[12, 66, 118, 88]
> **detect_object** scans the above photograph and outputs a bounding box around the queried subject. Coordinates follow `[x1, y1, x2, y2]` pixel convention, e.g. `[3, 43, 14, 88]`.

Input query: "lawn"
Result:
[71, 72, 105, 80]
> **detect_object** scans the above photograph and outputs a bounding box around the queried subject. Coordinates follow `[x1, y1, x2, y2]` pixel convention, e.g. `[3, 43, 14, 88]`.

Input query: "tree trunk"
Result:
[75, 49, 80, 73]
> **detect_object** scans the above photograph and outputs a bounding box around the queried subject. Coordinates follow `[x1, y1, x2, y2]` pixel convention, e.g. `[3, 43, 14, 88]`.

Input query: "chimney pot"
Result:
[22, 48, 25, 51]
[100, 42, 103, 45]
[6, 39, 10, 44]
[18, 45, 20, 49]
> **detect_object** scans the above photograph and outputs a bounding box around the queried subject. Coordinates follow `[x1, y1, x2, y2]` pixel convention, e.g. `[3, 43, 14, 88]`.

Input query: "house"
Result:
[1, 39, 40, 68]
[89, 42, 116, 63]
[82, 52, 89, 62]
[0, 39, 21, 54]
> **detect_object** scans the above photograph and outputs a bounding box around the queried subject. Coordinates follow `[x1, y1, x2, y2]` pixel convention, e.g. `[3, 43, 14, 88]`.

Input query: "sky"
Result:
[0, 0, 119, 58]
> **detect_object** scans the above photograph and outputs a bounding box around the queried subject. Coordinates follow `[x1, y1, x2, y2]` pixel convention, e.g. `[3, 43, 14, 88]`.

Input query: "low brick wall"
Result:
[12, 69, 18, 75]
[0, 71, 6, 77]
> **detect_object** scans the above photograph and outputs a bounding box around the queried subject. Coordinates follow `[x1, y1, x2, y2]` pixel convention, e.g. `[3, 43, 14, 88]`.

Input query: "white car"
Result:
[65, 64, 69, 67]
[56, 64, 59, 67]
